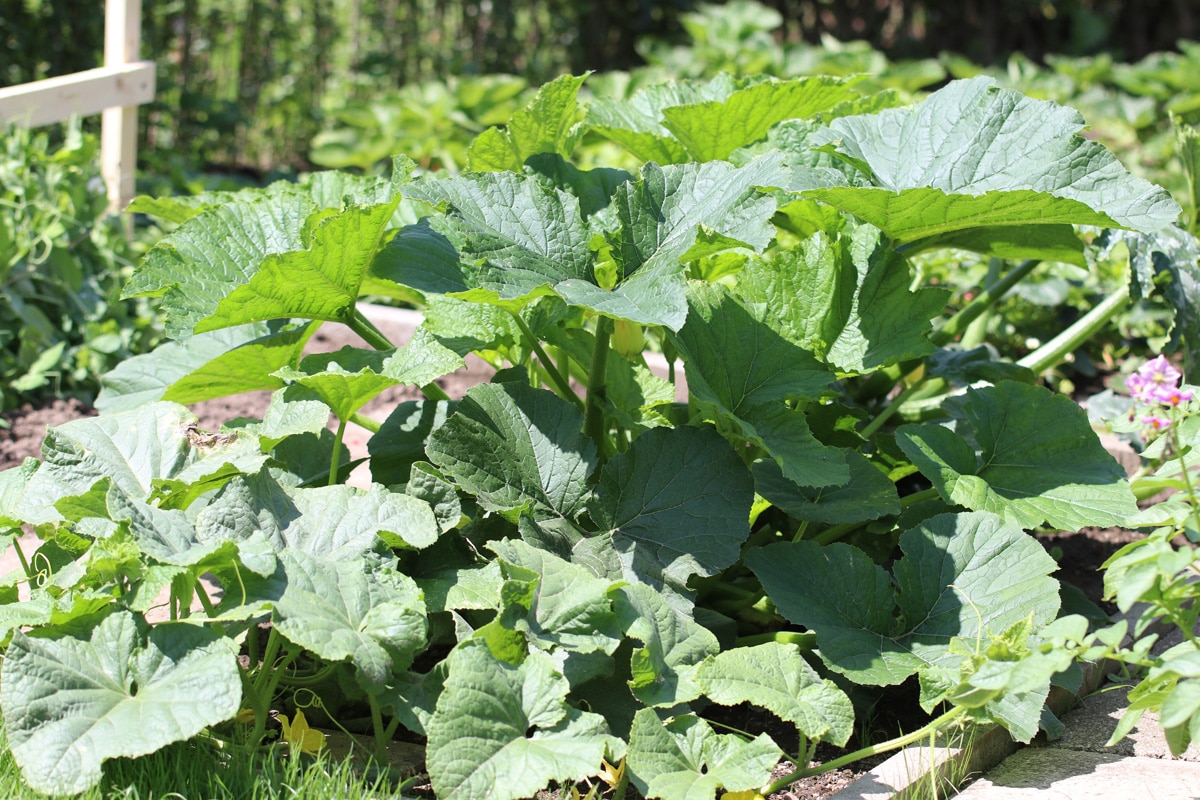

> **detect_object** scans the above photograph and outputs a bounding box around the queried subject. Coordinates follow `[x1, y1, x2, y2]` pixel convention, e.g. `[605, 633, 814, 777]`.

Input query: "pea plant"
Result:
[0, 73, 1190, 798]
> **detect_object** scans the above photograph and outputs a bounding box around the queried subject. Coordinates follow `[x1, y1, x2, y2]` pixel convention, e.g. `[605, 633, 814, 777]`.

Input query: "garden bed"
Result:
[0, 306, 1141, 800]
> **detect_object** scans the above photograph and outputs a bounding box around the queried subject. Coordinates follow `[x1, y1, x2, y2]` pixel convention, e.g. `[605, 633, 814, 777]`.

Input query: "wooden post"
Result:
[101, 0, 144, 212]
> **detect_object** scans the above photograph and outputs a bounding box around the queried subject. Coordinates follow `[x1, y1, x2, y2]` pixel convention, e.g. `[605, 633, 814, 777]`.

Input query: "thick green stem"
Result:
[859, 377, 936, 440]
[931, 260, 1040, 347]
[253, 627, 284, 698]
[349, 412, 381, 434]
[11, 538, 30, 580]
[194, 581, 228, 638]
[760, 706, 967, 794]
[1017, 283, 1130, 375]
[509, 311, 584, 411]
[347, 309, 448, 401]
[329, 417, 348, 486]
[369, 694, 388, 764]
[584, 317, 614, 457]
[347, 309, 394, 351]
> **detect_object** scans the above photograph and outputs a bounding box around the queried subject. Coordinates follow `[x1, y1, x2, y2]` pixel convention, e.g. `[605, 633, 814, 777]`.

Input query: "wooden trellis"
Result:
[0, 0, 155, 211]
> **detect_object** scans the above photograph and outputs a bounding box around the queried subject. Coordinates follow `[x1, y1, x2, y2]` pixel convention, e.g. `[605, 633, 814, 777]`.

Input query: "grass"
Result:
[0, 723, 416, 800]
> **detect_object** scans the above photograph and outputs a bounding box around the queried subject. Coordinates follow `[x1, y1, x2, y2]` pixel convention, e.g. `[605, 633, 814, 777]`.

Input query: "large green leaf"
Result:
[598, 155, 787, 330]
[406, 157, 785, 329]
[584, 426, 753, 600]
[1, 612, 240, 795]
[275, 333, 463, 420]
[613, 582, 719, 708]
[123, 195, 313, 339]
[489, 539, 623, 658]
[896, 381, 1138, 530]
[406, 171, 593, 306]
[198, 473, 438, 559]
[199, 198, 400, 332]
[696, 642, 854, 746]
[587, 75, 736, 164]
[671, 281, 845, 487]
[746, 511, 1060, 685]
[805, 77, 1180, 250]
[626, 708, 781, 800]
[661, 75, 868, 162]
[17, 403, 201, 524]
[427, 383, 596, 521]
[736, 225, 950, 373]
[468, 74, 588, 172]
[96, 322, 313, 412]
[426, 642, 619, 800]
[273, 551, 426, 693]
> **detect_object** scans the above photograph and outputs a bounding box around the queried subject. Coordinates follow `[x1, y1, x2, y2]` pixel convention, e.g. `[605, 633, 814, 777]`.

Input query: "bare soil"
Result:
[0, 322, 1143, 799]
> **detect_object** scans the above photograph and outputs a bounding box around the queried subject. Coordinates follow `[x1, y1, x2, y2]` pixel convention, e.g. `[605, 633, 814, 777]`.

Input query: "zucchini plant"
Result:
[0, 73, 1190, 798]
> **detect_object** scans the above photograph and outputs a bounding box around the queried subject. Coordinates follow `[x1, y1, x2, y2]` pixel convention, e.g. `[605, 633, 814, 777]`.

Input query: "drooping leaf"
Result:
[275, 333, 462, 420]
[1, 612, 240, 796]
[736, 226, 950, 373]
[198, 198, 400, 332]
[426, 642, 619, 800]
[95, 322, 312, 412]
[696, 642, 854, 746]
[896, 381, 1138, 530]
[746, 511, 1061, 685]
[369, 400, 456, 487]
[626, 708, 781, 800]
[671, 281, 845, 487]
[613, 582, 719, 708]
[273, 550, 426, 693]
[585, 426, 753, 602]
[805, 77, 1180, 255]
[427, 383, 596, 521]
[1098, 226, 1200, 367]
[18, 403, 201, 524]
[468, 74, 589, 172]
[123, 195, 313, 339]
[198, 472, 438, 560]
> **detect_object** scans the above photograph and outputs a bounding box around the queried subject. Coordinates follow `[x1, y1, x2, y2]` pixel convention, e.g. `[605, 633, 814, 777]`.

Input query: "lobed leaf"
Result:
[426, 642, 619, 800]
[896, 381, 1138, 530]
[1, 612, 240, 795]
[746, 511, 1061, 685]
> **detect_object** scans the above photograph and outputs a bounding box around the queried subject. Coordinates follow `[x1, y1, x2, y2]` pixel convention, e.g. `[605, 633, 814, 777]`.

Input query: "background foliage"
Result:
[2, 0, 1196, 173]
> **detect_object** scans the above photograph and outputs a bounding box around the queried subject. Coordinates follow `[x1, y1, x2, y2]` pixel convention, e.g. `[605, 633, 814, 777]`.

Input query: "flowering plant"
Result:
[1094, 356, 1200, 754]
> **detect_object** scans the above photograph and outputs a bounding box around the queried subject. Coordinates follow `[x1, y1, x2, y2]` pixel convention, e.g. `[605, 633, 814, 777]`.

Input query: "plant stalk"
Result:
[349, 412, 382, 434]
[329, 417, 348, 486]
[760, 706, 967, 794]
[509, 310, 584, 411]
[584, 316, 614, 457]
[347, 308, 394, 351]
[1017, 283, 1130, 375]
[931, 259, 1040, 347]
[348, 308, 449, 401]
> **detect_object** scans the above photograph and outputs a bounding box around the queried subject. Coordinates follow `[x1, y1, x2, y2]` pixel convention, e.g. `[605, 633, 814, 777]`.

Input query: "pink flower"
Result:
[1127, 356, 1189, 406]
[1143, 415, 1172, 431]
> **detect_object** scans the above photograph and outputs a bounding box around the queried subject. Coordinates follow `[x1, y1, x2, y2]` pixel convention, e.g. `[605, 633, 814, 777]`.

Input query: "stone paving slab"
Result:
[953, 747, 1200, 799]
